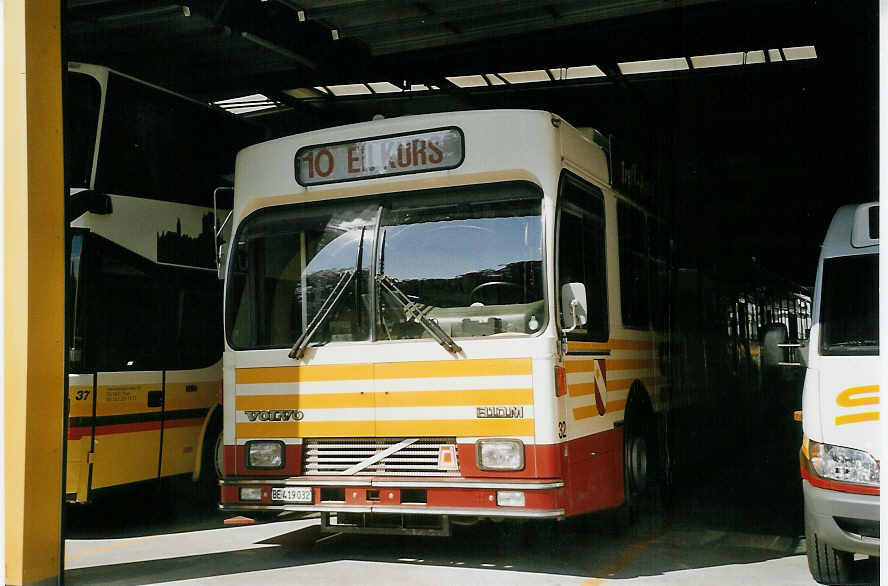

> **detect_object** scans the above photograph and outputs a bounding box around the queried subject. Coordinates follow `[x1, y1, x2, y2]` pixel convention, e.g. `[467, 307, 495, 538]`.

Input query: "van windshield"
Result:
[819, 254, 879, 355]
[225, 182, 545, 350]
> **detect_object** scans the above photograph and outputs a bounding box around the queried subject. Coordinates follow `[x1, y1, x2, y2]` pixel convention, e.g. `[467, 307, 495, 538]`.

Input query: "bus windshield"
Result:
[819, 253, 879, 355]
[226, 182, 544, 350]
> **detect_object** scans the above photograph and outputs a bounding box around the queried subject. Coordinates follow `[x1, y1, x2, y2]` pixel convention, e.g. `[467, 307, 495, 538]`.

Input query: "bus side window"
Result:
[91, 238, 164, 372]
[557, 174, 608, 342]
[617, 201, 649, 329]
[171, 270, 223, 370]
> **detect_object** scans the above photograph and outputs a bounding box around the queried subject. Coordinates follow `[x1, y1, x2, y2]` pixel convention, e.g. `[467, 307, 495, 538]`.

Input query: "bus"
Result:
[795, 203, 878, 584]
[216, 110, 680, 533]
[64, 63, 265, 503]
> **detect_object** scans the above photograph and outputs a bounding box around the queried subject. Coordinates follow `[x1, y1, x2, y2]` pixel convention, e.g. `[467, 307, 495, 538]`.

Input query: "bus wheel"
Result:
[621, 394, 658, 524]
[805, 510, 851, 584]
[198, 426, 222, 503]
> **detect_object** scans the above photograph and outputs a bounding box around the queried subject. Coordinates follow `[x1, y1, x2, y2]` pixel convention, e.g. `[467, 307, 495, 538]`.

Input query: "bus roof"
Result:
[234, 109, 610, 212]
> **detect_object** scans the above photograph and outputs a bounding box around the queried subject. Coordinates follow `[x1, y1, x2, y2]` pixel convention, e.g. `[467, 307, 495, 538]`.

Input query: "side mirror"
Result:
[761, 323, 788, 369]
[217, 243, 228, 280]
[560, 282, 588, 333]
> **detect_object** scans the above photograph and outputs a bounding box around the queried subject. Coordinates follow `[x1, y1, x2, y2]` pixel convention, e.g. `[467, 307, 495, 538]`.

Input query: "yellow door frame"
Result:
[4, 1, 66, 585]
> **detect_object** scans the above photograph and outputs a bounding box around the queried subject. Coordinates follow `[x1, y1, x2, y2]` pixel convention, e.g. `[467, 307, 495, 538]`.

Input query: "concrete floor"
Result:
[62, 400, 880, 585]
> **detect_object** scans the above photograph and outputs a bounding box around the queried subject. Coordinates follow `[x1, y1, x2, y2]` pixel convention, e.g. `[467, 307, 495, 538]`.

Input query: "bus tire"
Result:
[621, 388, 658, 522]
[805, 512, 852, 585]
[198, 423, 222, 503]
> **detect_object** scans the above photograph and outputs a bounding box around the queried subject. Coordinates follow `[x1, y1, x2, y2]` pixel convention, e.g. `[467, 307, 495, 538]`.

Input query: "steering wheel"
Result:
[469, 281, 522, 304]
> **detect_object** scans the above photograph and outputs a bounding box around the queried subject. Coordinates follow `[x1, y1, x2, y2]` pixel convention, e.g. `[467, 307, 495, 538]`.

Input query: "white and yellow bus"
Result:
[218, 110, 673, 533]
[64, 63, 264, 503]
[796, 203, 879, 584]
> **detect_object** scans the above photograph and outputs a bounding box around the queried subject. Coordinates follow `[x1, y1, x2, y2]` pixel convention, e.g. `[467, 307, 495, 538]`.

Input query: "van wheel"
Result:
[805, 511, 852, 584]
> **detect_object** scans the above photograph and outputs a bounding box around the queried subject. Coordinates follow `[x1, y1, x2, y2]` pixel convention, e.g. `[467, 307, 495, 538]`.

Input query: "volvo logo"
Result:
[244, 409, 305, 422]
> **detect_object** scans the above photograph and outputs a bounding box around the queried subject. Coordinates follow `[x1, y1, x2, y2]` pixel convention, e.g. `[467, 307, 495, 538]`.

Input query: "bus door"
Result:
[159, 269, 223, 478]
[86, 233, 166, 493]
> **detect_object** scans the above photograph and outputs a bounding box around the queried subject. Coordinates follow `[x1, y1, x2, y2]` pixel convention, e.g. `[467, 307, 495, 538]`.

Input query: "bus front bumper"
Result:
[219, 476, 565, 519]
[803, 480, 880, 557]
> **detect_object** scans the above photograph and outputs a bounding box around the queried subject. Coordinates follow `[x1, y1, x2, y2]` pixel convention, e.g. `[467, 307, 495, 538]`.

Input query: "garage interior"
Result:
[4, 1, 878, 584]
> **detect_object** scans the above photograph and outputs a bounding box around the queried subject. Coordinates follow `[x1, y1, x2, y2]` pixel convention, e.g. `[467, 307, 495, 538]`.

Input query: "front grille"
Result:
[303, 437, 460, 476]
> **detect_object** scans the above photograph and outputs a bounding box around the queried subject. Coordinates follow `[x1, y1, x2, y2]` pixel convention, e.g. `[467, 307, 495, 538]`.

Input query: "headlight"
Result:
[476, 439, 524, 471]
[246, 441, 284, 469]
[808, 439, 879, 486]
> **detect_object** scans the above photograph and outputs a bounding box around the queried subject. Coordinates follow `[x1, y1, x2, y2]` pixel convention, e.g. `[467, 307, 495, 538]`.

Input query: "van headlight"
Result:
[808, 440, 879, 486]
[476, 439, 524, 471]
[246, 440, 284, 469]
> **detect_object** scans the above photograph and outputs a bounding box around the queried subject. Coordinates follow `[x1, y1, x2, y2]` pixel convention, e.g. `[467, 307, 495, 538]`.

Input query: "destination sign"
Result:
[295, 127, 464, 186]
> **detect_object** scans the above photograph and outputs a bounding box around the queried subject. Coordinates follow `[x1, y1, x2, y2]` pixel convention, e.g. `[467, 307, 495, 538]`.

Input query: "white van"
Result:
[799, 202, 879, 584]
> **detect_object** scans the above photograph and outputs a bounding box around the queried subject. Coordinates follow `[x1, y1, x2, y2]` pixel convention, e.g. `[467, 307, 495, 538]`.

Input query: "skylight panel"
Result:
[327, 84, 372, 96]
[618, 58, 689, 75]
[783, 46, 817, 60]
[690, 52, 744, 69]
[446, 75, 488, 88]
[498, 70, 550, 84]
[768, 49, 783, 62]
[743, 50, 766, 64]
[564, 65, 605, 79]
[213, 94, 276, 114]
[284, 88, 326, 99]
[485, 74, 506, 86]
[368, 82, 402, 93]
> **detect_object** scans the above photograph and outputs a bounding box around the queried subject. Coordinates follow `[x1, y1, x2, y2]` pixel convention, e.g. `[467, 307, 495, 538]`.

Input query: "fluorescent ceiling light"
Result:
[485, 74, 506, 86]
[743, 50, 766, 64]
[284, 88, 325, 99]
[327, 84, 371, 96]
[783, 46, 817, 60]
[408, 84, 429, 91]
[313, 86, 329, 94]
[768, 49, 783, 62]
[690, 52, 744, 69]
[564, 65, 605, 79]
[368, 82, 402, 93]
[498, 70, 550, 84]
[618, 57, 689, 75]
[212, 94, 276, 113]
[446, 75, 488, 88]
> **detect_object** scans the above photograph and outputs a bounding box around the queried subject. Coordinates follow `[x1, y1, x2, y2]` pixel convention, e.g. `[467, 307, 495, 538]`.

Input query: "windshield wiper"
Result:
[289, 269, 356, 360]
[376, 273, 462, 354]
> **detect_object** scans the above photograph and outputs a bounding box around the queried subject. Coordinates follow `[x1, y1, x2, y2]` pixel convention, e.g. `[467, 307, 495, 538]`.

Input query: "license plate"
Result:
[271, 487, 312, 503]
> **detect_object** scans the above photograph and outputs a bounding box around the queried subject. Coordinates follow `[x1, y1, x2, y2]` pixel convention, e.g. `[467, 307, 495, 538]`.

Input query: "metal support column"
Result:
[4, 1, 66, 584]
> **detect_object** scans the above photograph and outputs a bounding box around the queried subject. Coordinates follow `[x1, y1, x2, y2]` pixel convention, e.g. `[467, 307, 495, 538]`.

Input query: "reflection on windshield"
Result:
[225, 183, 545, 351]
[226, 202, 376, 350]
[819, 254, 878, 355]
[377, 194, 543, 340]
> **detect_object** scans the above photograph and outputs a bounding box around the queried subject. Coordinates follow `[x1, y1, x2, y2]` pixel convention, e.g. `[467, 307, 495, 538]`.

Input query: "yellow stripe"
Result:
[567, 339, 656, 352]
[236, 364, 373, 384]
[836, 385, 879, 408]
[236, 358, 532, 385]
[375, 358, 532, 379]
[573, 399, 627, 421]
[238, 393, 372, 410]
[835, 412, 880, 426]
[236, 418, 533, 438]
[573, 405, 599, 420]
[565, 359, 653, 374]
[568, 382, 598, 397]
[236, 388, 533, 410]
